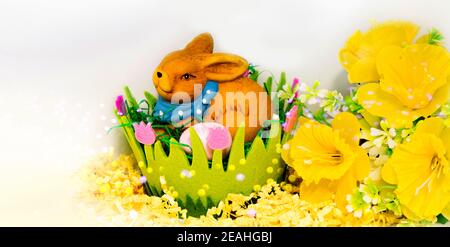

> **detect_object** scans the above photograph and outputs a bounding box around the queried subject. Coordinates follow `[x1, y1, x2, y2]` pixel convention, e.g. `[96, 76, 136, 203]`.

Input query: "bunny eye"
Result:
[181, 73, 196, 80]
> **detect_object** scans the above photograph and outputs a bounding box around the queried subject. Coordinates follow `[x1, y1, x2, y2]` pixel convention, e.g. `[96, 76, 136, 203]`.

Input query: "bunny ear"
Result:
[201, 53, 249, 82]
[184, 33, 214, 54]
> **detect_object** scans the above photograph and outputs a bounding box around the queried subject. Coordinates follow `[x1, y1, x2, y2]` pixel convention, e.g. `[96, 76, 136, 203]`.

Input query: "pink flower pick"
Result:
[207, 127, 232, 151]
[284, 105, 299, 133]
[133, 121, 156, 145]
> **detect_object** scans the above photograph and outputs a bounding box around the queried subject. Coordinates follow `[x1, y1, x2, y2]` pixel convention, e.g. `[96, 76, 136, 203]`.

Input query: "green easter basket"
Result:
[115, 90, 286, 217]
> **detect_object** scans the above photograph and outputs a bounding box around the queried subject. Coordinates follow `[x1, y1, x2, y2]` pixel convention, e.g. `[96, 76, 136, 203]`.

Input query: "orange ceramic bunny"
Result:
[152, 33, 272, 142]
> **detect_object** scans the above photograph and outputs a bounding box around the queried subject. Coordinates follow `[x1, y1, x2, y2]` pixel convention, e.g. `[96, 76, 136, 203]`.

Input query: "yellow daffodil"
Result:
[381, 117, 450, 220]
[443, 203, 450, 220]
[282, 112, 370, 209]
[339, 21, 419, 83]
[357, 44, 450, 128]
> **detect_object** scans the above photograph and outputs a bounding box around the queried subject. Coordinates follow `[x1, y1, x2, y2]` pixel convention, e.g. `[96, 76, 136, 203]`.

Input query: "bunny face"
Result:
[152, 33, 249, 101]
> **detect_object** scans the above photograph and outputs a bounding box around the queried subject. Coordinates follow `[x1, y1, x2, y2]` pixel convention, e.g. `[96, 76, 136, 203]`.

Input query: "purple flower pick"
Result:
[292, 78, 299, 89]
[115, 95, 126, 116]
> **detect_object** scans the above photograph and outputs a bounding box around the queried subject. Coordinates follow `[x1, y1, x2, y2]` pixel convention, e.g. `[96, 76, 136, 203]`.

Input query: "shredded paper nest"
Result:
[77, 152, 404, 226]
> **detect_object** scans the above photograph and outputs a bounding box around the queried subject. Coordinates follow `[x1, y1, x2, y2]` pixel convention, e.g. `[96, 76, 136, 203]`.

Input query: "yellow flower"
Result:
[282, 112, 370, 209]
[339, 21, 419, 83]
[357, 44, 450, 128]
[443, 203, 450, 220]
[381, 117, 450, 220]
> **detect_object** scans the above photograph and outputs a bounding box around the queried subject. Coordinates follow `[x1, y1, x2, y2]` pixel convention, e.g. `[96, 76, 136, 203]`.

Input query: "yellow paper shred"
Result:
[76, 152, 401, 226]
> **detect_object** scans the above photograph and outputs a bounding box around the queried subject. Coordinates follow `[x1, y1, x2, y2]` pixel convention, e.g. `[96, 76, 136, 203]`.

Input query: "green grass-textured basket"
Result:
[116, 102, 285, 217]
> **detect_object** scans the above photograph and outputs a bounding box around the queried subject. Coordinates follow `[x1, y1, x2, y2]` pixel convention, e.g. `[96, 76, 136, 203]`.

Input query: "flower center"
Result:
[431, 155, 444, 177]
[330, 153, 344, 163]
[309, 151, 343, 165]
[296, 145, 344, 166]
[415, 154, 448, 195]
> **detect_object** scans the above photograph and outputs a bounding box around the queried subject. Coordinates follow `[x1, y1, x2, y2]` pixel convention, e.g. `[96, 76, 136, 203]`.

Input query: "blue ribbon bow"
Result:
[153, 81, 218, 124]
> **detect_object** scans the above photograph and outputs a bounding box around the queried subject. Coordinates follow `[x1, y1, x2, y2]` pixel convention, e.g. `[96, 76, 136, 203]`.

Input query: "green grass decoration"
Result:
[124, 86, 139, 107]
[144, 91, 157, 112]
[264, 76, 273, 95]
[115, 88, 286, 217]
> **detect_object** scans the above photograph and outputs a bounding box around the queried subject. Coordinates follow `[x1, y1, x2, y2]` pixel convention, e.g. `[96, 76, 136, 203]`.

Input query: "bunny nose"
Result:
[157, 72, 162, 78]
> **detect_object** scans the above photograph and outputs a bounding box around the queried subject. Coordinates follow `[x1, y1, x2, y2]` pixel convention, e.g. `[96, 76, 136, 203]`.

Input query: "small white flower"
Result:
[372, 197, 379, 205]
[346, 204, 354, 213]
[353, 209, 363, 218]
[388, 128, 396, 137]
[370, 128, 385, 137]
[387, 138, 396, 149]
[307, 97, 318, 105]
[363, 195, 372, 204]
[373, 136, 384, 148]
[299, 83, 308, 92]
[346, 194, 352, 201]
[317, 89, 328, 98]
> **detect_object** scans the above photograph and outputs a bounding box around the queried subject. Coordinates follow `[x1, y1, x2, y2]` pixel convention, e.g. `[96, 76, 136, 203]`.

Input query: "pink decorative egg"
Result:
[179, 122, 232, 160]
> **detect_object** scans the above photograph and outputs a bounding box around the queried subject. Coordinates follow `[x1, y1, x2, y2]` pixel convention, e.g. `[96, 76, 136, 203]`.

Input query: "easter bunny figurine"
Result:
[152, 33, 272, 142]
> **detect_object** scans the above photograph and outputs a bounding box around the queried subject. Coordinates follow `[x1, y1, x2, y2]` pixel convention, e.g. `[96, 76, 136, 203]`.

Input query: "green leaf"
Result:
[264, 76, 273, 95]
[428, 28, 444, 45]
[437, 214, 448, 224]
[249, 70, 260, 81]
[144, 91, 157, 112]
[344, 95, 363, 113]
[276, 72, 287, 92]
[124, 86, 139, 108]
[312, 80, 320, 90]
[313, 108, 326, 124]
[386, 148, 393, 157]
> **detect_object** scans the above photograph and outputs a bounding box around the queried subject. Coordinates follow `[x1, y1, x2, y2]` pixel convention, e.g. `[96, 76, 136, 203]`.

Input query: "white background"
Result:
[0, 0, 448, 226]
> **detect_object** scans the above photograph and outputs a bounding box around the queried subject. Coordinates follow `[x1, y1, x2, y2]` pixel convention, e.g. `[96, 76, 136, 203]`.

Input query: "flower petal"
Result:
[332, 112, 361, 146]
[289, 124, 356, 183]
[381, 160, 398, 185]
[348, 57, 378, 83]
[353, 147, 370, 181]
[412, 82, 450, 120]
[414, 117, 445, 137]
[300, 179, 336, 203]
[339, 21, 419, 83]
[357, 83, 417, 128]
[442, 203, 450, 220]
[389, 134, 450, 219]
[334, 171, 358, 209]
[441, 128, 450, 160]
[377, 44, 450, 109]
[281, 140, 294, 165]
[360, 109, 381, 127]
[339, 31, 364, 71]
